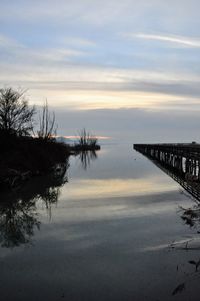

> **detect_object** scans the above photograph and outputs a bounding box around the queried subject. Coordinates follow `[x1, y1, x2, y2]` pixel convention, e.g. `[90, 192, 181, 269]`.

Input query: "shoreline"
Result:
[0, 135, 100, 192]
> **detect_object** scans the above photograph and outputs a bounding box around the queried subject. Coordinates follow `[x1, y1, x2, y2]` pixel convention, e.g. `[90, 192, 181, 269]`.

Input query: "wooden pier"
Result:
[134, 143, 200, 201]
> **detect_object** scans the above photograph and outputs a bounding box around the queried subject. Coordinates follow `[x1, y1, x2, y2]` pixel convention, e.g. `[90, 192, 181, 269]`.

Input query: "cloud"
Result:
[1, 1, 200, 143]
[60, 37, 96, 48]
[1, 41, 200, 111]
[126, 33, 200, 48]
[1, 60, 200, 110]
[1, 0, 199, 29]
[0, 34, 23, 48]
[0, 33, 88, 66]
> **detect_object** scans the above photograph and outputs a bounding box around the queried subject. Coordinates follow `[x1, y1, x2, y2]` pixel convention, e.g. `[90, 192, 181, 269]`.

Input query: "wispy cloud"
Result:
[61, 37, 96, 48]
[1, 47, 200, 111]
[0, 33, 88, 65]
[0, 34, 20, 47]
[126, 33, 200, 48]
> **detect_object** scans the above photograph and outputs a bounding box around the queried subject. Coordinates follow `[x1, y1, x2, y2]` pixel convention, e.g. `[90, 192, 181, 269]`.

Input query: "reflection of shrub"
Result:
[78, 150, 97, 170]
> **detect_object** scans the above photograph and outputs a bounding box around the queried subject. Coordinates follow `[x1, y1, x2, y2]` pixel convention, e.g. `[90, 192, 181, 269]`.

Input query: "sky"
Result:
[1, 0, 200, 142]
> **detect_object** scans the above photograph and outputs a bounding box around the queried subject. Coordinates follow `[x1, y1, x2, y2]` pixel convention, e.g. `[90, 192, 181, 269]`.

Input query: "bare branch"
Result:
[0, 87, 35, 136]
[37, 100, 57, 140]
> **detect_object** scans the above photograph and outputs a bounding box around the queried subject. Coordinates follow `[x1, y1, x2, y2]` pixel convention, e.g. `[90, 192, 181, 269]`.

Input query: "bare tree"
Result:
[37, 100, 57, 140]
[0, 87, 35, 136]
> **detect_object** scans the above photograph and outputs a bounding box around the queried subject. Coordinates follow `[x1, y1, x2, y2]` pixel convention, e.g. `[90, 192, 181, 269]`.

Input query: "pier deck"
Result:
[134, 143, 200, 181]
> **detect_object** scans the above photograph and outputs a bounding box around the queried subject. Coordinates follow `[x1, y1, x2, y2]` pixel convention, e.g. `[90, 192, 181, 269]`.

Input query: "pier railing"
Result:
[134, 143, 200, 159]
[134, 143, 200, 202]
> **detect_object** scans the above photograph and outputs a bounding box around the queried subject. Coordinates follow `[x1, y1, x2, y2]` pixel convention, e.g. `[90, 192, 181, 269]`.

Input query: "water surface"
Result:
[1, 143, 200, 300]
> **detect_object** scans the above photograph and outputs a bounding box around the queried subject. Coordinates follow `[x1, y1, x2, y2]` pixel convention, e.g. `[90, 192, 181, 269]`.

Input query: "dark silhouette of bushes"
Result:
[73, 128, 100, 151]
[0, 131, 68, 167]
[0, 132, 70, 190]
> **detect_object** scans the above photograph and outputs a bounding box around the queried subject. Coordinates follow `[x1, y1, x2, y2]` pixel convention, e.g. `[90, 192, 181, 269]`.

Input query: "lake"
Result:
[1, 142, 200, 301]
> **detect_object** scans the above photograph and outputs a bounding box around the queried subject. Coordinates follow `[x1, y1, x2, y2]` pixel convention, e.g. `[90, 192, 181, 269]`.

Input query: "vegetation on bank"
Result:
[73, 128, 100, 151]
[0, 87, 100, 190]
[0, 131, 70, 190]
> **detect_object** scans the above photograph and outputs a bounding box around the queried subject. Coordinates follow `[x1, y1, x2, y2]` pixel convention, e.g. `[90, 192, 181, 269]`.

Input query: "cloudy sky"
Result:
[1, 0, 200, 142]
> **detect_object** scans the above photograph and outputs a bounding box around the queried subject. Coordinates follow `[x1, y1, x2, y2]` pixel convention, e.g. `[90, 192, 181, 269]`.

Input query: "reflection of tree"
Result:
[78, 150, 97, 170]
[0, 199, 40, 248]
[0, 161, 69, 248]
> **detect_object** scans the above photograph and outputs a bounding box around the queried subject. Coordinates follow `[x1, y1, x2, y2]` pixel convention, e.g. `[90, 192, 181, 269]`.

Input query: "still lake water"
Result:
[1, 143, 200, 300]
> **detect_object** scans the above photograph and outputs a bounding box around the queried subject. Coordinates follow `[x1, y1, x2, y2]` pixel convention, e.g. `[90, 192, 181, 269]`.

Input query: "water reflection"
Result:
[0, 198, 40, 248]
[76, 150, 98, 170]
[135, 149, 200, 232]
[0, 150, 99, 249]
[180, 205, 200, 230]
[137, 153, 200, 202]
[170, 253, 200, 297]
[0, 163, 68, 248]
[135, 149, 200, 297]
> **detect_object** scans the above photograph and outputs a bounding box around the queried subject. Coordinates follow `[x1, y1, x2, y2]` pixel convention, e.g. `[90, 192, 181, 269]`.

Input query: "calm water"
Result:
[1, 143, 200, 300]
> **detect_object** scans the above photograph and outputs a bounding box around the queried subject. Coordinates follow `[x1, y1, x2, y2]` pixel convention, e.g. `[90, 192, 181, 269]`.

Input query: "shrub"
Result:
[77, 128, 98, 147]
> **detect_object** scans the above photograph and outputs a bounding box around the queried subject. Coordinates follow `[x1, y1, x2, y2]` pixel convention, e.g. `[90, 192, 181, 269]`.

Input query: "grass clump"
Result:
[74, 128, 100, 151]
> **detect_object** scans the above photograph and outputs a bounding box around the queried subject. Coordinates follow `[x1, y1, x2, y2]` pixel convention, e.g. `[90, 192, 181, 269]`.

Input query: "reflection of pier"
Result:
[134, 143, 200, 201]
[135, 143, 200, 295]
